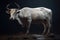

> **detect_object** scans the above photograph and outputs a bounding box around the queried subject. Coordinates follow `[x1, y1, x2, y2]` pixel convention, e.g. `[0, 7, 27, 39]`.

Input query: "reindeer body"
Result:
[6, 6, 52, 35]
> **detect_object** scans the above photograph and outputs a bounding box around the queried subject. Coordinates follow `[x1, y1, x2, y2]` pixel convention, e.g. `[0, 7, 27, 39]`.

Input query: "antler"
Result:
[6, 3, 10, 9]
[6, 2, 20, 9]
[15, 2, 20, 9]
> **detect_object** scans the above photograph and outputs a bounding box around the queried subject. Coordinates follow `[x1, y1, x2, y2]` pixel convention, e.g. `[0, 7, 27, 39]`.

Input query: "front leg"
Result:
[15, 14, 24, 27]
[16, 17, 23, 27]
[26, 17, 32, 35]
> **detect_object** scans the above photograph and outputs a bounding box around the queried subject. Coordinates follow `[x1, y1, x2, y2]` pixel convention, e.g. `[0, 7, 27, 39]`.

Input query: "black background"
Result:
[0, 0, 60, 35]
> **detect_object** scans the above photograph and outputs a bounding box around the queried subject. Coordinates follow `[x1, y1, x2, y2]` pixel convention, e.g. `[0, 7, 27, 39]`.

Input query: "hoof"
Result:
[25, 33, 29, 36]
[45, 33, 54, 36]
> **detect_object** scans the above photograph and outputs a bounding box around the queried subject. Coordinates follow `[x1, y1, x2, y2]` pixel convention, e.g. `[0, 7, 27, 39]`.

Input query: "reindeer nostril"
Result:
[9, 10, 11, 11]
[10, 17, 13, 20]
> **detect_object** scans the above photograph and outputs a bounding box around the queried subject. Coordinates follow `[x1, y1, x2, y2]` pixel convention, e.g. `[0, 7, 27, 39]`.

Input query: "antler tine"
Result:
[6, 3, 10, 9]
[15, 2, 20, 9]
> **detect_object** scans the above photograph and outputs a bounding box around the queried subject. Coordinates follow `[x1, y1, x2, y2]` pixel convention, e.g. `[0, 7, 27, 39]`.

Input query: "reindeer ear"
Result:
[17, 11, 20, 13]
[17, 10, 20, 13]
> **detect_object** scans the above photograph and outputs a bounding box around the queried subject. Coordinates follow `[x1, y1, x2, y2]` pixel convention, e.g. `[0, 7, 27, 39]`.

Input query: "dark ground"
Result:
[0, 34, 59, 40]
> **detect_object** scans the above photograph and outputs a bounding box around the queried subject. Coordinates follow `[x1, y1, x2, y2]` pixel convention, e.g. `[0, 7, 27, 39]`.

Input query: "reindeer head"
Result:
[6, 2, 20, 19]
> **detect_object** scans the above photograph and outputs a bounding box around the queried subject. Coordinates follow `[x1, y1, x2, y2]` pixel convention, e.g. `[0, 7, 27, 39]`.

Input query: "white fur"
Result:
[9, 7, 52, 35]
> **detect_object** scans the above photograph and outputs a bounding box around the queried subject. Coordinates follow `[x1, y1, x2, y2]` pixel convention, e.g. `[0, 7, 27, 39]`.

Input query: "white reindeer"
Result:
[6, 3, 52, 35]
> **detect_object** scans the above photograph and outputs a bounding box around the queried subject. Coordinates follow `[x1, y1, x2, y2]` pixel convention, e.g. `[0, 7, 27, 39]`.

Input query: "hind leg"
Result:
[46, 21, 51, 35]
[41, 22, 47, 35]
